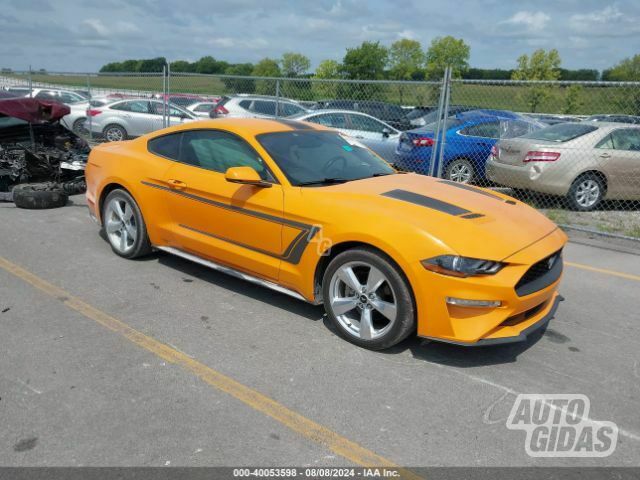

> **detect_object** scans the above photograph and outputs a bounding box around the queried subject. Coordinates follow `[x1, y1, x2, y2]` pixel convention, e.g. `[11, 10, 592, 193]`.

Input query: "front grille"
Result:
[515, 250, 563, 297]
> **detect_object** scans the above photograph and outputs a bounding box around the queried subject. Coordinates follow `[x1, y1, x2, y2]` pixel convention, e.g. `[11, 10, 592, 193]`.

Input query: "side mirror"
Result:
[225, 166, 272, 188]
[382, 128, 391, 138]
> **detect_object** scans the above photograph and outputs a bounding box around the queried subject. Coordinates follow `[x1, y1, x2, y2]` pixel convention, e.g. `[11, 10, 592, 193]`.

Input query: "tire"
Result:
[72, 118, 88, 135]
[566, 173, 605, 211]
[12, 183, 68, 209]
[103, 124, 127, 142]
[322, 248, 415, 350]
[102, 189, 152, 259]
[445, 158, 475, 184]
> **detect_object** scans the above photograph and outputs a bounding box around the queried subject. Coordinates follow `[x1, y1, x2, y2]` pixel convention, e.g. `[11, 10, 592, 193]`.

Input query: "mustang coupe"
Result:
[85, 118, 566, 350]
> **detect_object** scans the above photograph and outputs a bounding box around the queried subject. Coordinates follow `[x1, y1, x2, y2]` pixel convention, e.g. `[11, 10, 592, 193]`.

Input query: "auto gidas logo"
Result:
[506, 394, 618, 457]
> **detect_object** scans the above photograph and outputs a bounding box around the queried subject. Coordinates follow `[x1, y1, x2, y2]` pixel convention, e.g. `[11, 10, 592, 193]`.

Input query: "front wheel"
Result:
[322, 248, 415, 350]
[102, 189, 152, 258]
[445, 158, 475, 184]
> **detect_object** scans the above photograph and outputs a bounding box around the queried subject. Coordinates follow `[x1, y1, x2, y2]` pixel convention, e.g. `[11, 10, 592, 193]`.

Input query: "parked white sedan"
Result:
[292, 110, 400, 161]
[87, 99, 198, 141]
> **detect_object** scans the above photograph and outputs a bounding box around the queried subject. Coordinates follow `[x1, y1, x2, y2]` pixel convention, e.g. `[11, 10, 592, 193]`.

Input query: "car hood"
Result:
[299, 173, 558, 261]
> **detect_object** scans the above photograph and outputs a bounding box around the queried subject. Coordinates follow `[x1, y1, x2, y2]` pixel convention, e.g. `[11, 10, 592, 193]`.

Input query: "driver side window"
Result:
[179, 130, 271, 180]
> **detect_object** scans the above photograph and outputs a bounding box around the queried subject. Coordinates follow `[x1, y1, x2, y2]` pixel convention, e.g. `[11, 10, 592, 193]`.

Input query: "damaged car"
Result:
[0, 98, 90, 209]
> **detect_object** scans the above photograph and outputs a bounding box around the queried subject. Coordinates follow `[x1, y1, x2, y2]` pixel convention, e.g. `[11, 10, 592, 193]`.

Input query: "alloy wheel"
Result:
[105, 126, 124, 142]
[328, 261, 397, 340]
[105, 197, 138, 254]
[575, 179, 601, 208]
[448, 161, 473, 183]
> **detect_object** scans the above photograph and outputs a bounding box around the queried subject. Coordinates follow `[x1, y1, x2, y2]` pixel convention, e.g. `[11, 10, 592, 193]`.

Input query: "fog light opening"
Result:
[446, 297, 502, 308]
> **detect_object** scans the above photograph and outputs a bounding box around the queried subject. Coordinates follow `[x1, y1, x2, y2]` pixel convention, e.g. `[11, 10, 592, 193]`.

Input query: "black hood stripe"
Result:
[437, 180, 514, 204]
[382, 189, 471, 216]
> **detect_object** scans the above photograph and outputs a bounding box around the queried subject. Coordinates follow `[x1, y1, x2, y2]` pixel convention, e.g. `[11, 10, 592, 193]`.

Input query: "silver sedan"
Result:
[88, 99, 198, 141]
[292, 110, 400, 162]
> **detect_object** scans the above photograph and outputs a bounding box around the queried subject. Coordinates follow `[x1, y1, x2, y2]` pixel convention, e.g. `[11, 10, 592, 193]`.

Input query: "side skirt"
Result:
[156, 246, 316, 304]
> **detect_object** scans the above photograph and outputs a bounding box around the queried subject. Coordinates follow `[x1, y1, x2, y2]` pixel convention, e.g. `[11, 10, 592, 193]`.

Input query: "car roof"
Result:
[143, 118, 332, 139]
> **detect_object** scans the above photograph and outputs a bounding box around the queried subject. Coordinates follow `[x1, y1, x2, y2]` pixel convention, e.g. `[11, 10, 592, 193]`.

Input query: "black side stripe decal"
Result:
[437, 180, 514, 205]
[382, 189, 471, 216]
[142, 180, 318, 264]
[141, 180, 310, 230]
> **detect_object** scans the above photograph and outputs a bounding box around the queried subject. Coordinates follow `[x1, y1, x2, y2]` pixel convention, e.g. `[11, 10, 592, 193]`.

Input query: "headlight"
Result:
[421, 255, 505, 277]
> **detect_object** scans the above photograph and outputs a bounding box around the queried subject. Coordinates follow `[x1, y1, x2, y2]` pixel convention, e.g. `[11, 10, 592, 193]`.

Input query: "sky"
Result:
[1, 0, 639, 73]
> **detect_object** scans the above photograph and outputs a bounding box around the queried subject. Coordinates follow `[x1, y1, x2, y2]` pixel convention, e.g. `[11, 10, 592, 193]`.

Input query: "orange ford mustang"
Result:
[85, 118, 566, 350]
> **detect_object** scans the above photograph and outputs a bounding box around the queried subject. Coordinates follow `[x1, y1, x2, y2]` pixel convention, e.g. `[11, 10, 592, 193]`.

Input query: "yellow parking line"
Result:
[0, 255, 421, 478]
[566, 261, 640, 282]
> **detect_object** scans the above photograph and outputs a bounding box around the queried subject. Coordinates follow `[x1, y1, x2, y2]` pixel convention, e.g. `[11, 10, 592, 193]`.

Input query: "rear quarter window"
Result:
[148, 132, 182, 160]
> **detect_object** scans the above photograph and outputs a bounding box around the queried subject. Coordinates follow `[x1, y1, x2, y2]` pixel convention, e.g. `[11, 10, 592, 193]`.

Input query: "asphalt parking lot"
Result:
[1, 195, 639, 468]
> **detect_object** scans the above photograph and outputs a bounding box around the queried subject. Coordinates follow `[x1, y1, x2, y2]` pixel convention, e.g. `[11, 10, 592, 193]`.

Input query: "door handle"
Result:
[599, 153, 611, 159]
[167, 179, 187, 190]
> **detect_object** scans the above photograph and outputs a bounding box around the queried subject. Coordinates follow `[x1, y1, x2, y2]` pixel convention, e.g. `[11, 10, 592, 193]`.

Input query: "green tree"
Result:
[341, 41, 388, 80]
[606, 54, 640, 81]
[253, 58, 281, 95]
[222, 63, 255, 94]
[281, 52, 311, 77]
[195, 56, 224, 74]
[562, 85, 584, 114]
[388, 39, 425, 104]
[511, 48, 561, 112]
[313, 59, 341, 98]
[606, 55, 640, 114]
[170, 60, 194, 73]
[425, 36, 470, 79]
[139, 57, 167, 72]
[388, 39, 425, 80]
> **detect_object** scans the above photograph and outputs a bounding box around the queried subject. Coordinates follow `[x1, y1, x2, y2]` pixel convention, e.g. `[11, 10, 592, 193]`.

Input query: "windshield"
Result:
[521, 123, 598, 142]
[257, 131, 395, 186]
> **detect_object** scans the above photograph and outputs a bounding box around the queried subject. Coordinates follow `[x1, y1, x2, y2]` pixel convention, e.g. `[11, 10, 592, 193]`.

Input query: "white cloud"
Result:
[502, 11, 550, 32]
[569, 6, 623, 30]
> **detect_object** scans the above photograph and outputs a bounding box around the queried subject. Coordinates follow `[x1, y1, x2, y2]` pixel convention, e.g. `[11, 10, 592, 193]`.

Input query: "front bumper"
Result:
[413, 228, 567, 345]
[422, 293, 561, 346]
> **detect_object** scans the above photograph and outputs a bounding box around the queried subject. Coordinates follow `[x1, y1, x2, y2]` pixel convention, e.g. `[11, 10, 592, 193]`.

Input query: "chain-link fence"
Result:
[1, 68, 639, 237]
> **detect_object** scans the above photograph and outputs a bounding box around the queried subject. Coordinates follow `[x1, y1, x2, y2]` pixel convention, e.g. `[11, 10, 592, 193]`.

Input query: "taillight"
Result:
[87, 109, 102, 117]
[412, 137, 434, 147]
[214, 104, 229, 114]
[523, 151, 561, 163]
[490, 145, 498, 157]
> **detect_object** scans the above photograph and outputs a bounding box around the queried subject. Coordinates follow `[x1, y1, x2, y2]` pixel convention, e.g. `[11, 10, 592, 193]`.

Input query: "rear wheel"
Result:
[445, 158, 475, 184]
[322, 248, 415, 350]
[567, 173, 605, 211]
[72, 118, 88, 135]
[103, 124, 127, 142]
[102, 189, 151, 258]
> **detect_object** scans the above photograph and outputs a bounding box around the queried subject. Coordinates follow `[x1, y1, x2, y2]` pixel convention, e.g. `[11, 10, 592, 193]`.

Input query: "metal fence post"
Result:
[429, 68, 448, 177]
[436, 66, 453, 179]
[28, 65, 33, 98]
[275, 79, 281, 118]
[162, 65, 167, 128]
[87, 73, 93, 141]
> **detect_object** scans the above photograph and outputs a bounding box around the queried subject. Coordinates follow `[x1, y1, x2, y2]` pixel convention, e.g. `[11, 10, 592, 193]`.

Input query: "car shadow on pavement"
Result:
[381, 326, 548, 368]
[156, 251, 325, 322]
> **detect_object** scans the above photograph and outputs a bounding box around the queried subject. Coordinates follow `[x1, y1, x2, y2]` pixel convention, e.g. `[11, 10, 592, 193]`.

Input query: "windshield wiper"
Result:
[297, 178, 350, 186]
[372, 172, 394, 177]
